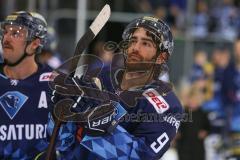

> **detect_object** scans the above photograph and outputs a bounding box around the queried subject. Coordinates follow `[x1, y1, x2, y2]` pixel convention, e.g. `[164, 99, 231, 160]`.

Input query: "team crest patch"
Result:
[0, 91, 28, 119]
[143, 88, 169, 114]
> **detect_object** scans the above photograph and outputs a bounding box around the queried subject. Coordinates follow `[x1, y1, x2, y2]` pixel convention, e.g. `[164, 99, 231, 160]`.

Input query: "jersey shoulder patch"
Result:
[39, 72, 54, 82]
[143, 88, 169, 114]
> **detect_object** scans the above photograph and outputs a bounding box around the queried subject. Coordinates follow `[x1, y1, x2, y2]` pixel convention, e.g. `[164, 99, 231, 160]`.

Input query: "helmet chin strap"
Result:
[3, 41, 34, 67]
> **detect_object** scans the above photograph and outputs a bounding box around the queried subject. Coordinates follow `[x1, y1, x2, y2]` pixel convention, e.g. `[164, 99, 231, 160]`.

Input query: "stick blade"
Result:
[90, 4, 111, 36]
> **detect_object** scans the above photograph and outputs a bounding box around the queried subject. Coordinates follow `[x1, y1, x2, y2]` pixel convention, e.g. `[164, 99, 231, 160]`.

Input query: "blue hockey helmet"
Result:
[122, 16, 174, 57]
[1, 11, 47, 52]
[119, 16, 173, 85]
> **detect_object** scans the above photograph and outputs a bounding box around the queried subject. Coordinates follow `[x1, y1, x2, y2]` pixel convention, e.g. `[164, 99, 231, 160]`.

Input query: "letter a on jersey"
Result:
[0, 91, 28, 119]
[38, 91, 48, 109]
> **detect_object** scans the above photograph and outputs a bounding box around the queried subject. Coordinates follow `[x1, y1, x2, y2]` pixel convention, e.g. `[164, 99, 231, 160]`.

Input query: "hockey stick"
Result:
[70, 4, 111, 72]
[44, 4, 111, 160]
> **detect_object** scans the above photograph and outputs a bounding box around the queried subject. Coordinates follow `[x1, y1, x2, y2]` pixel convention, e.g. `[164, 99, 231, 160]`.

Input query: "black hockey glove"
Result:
[49, 71, 126, 137]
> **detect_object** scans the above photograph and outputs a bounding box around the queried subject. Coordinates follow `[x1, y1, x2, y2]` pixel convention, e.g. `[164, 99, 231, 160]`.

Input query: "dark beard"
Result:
[125, 61, 155, 72]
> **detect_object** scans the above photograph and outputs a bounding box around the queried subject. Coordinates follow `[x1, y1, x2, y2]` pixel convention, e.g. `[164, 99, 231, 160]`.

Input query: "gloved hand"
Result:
[49, 71, 126, 137]
[49, 71, 86, 122]
[76, 101, 127, 139]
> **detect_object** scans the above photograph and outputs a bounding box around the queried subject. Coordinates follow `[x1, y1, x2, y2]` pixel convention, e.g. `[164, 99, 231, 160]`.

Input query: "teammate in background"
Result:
[0, 11, 53, 159]
[49, 16, 183, 160]
[37, 26, 62, 69]
[221, 37, 240, 159]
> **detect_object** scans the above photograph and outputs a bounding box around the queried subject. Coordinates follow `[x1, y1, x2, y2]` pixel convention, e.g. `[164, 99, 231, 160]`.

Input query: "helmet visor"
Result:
[1, 23, 28, 40]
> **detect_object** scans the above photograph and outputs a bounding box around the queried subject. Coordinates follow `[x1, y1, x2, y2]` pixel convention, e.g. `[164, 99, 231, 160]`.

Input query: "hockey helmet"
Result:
[122, 16, 174, 57]
[1, 11, 47, 52]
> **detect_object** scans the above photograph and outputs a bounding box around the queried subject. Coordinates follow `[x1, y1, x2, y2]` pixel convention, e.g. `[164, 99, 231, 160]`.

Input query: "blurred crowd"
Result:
[1, 0, 240, 159]
[133, 0, 240, 41]
[173, 36, 240, 160]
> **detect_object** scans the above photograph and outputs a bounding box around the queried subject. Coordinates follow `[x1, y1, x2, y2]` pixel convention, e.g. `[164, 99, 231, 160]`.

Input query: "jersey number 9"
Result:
[150, 132, 169, 153]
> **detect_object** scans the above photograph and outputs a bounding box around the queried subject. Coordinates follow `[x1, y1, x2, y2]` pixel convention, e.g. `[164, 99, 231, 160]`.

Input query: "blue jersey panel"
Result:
[48, 66, 183, 160]
[0, 64, 53, 159]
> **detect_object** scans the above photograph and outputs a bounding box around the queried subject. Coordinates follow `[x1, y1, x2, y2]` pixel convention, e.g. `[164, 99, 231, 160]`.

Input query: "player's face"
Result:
[2, 25, 28, 64]
[126, 28, 157, 63]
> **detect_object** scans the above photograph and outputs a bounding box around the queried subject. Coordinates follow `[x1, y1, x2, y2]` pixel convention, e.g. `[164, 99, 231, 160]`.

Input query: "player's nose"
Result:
[132, 41, 141, 52]
[2, 33, 12, 44]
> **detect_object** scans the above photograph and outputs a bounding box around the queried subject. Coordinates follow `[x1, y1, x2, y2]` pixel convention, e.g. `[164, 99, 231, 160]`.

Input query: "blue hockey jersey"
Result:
[0, 64, 53, 159]
[48, 63, 183, 160]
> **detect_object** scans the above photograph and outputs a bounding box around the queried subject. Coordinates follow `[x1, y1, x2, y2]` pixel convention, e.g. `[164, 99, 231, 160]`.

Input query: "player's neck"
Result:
[4, 56, 38, 80]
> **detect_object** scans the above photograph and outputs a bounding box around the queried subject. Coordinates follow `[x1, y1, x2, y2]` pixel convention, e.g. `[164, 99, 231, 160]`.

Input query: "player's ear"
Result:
[26, 38, 41, 55]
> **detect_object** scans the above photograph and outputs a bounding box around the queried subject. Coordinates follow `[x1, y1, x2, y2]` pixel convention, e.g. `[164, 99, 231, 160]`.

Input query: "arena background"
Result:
[1, 0, 240, 159]
[1, 0, 235, 84]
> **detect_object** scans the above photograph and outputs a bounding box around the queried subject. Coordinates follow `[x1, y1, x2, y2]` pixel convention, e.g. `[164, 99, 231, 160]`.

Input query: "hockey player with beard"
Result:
[0, 11, 53, 159]
[49, 16, 183, 160]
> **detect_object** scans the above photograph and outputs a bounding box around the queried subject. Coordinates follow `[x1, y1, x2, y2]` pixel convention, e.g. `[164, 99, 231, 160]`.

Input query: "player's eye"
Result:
[129, 39, 137, 44]
[128, 39, 137, 47]
[142, 41, 152, 47]
[4, 26, 27, 39]
[11, 30, 21, 38]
